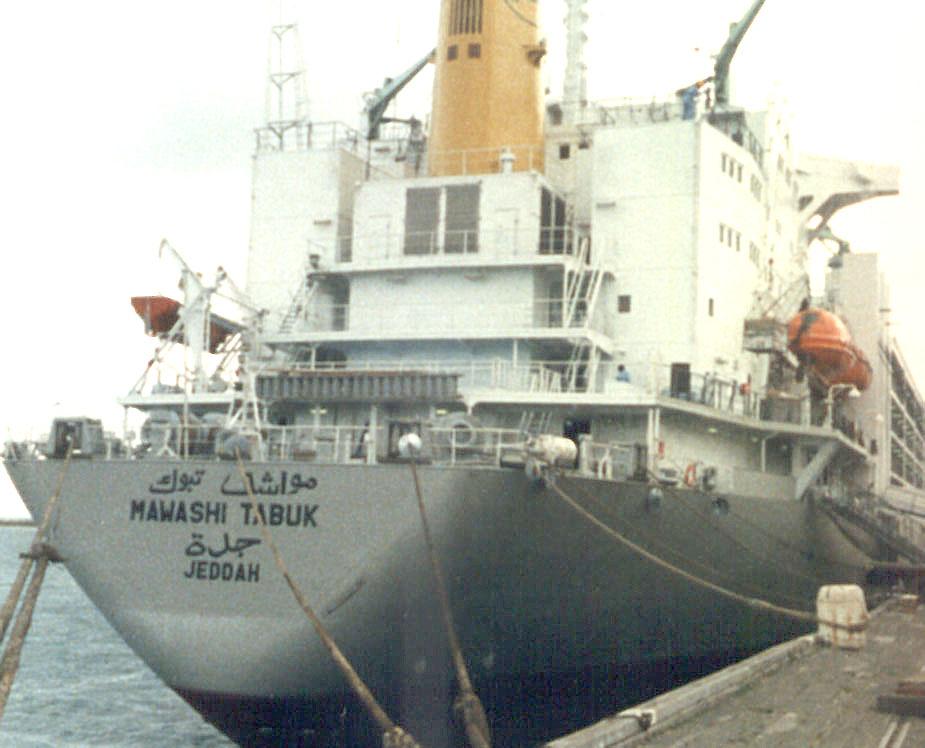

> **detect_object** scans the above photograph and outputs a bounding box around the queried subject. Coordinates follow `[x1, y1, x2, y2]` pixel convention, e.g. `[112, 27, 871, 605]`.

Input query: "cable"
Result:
[503, 0, 537, 28]
[548, 477, 866, 632]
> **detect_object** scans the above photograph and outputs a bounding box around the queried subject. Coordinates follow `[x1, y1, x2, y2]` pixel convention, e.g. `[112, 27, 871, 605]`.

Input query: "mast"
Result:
[262, 2, 309, 150]
[562, 0, 589, 124]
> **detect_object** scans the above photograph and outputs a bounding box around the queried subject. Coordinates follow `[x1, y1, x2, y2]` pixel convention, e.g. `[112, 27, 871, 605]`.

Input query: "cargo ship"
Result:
[5, 1, 925, 745]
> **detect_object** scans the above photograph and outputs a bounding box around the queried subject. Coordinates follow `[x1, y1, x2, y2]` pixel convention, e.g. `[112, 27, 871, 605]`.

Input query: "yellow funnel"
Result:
[428, 0, 545, 176]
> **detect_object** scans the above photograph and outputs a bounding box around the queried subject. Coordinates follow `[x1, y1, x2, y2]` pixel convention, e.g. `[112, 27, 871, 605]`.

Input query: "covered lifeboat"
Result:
[787, 307, 871, 390]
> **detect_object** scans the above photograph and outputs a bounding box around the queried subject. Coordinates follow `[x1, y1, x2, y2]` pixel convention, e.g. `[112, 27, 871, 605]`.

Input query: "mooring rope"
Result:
[0, 556, 49, 719]
[630, 472, 856, 590]
[409, 461, 491, 748]
[565, 479, 810, 607]
[233, 455, 423, 748]
[549, 477, 865, 632]
[0, 444, 74, 720]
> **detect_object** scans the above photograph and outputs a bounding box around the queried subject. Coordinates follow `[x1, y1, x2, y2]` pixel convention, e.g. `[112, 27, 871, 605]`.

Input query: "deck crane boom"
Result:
[364, 49, 435, 140]
[713, 0, 767, 107]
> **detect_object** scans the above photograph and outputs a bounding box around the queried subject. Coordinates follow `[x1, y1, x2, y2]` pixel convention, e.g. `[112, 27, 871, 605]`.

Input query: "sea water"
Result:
[0, 526, 233, 747]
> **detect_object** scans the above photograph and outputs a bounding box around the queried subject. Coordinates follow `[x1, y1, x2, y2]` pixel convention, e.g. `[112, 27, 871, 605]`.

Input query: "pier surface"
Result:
[548, 598, 925, 747]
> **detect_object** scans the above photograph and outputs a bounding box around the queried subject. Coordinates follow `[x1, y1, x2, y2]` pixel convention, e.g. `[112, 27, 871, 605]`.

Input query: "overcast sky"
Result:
[1, 0, 923, 516]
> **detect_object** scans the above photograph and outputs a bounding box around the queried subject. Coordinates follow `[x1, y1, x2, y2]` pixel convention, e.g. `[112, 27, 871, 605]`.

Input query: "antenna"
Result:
[262, 0, 309, 150]
[562, 0, 589, 124]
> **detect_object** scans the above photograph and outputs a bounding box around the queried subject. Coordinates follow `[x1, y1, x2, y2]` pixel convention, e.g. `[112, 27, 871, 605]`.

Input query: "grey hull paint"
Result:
[4, 458, 869, 705]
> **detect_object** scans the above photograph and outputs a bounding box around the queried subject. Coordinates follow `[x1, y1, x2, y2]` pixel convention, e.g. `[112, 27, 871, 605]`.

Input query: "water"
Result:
[0, 526, 233, 748]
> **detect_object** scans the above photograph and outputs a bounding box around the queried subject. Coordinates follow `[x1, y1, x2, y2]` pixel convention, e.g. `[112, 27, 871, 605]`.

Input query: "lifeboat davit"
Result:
[787, 308, 871, 391]
[130, 295, 240, 353]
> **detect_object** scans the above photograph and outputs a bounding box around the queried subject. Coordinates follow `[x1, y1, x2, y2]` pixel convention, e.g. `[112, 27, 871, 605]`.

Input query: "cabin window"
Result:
[444, 184, 480, 253]
[618, 295, 631, 313]
[447, 45, 458, 61]
[539, 187, 569, 253]
[468, 43, 481, 58]
[404, 187, 440, 255]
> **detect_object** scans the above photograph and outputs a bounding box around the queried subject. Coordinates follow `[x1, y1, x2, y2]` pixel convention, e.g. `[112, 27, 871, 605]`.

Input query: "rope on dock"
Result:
[0, 445, 73, 721]
[549, 477, 865, 633]
[408, 461, 492, 748]
[232, 454, 423, 748]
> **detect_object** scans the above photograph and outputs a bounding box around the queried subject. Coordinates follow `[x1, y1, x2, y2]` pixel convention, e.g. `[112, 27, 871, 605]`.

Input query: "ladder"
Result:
[278, 272, 317, 333]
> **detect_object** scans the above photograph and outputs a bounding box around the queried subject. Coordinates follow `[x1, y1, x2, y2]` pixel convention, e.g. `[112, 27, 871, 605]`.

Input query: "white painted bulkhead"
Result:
[246, 148, 365, 317]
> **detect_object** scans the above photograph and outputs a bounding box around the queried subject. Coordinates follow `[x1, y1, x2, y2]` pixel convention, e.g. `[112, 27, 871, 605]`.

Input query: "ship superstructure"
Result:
[5, 1, 925, 745]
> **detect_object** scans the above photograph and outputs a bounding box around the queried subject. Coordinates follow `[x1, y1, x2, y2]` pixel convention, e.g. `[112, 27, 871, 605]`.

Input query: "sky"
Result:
[0, 0, 923, 516]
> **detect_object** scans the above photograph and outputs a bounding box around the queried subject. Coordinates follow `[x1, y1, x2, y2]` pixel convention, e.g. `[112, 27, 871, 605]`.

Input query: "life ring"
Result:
[597, 455, 613, 480]
[683, 462, 697, 487]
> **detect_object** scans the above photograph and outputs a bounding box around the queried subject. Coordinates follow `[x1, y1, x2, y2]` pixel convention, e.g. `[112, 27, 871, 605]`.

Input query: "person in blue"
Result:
[616, 364, 630, 383]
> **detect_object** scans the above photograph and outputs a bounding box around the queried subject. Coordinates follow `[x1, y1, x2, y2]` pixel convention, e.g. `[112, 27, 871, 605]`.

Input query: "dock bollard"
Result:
[816, 584, 868, 650]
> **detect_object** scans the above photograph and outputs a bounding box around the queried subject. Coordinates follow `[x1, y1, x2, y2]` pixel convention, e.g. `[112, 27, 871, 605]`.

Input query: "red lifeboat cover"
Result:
[130, 295, 239, 353]
[787, 308, 859, 386]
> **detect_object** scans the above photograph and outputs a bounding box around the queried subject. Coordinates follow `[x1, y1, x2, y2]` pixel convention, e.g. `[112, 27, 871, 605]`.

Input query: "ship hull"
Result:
[4, 457, 872, 745]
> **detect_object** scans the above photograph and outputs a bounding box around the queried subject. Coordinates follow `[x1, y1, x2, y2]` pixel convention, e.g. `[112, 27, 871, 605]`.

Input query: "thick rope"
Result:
[549, 478, 866, 633]
[568, 479, 810, 607]
[0, 445, 73, 644]
[0, 556, 48, 720]
[233, 455, 422, 747]
[409, 462, 491, 748]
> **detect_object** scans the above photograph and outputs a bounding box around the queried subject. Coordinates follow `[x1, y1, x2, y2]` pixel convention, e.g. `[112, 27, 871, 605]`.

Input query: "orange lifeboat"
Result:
[837, 343, 872, 390]
[787, 308, 870, 391]
[131, 295, 240, 353]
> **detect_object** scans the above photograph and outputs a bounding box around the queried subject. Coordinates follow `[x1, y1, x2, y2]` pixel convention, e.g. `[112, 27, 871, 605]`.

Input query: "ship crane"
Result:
[713, 0, 767, 108]
[363, 49, 434, 140]
[675, 0, 766, 116]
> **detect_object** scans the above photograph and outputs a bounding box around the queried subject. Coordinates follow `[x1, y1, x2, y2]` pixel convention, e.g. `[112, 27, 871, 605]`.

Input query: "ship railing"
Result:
[292, 296, 608, 337]
[334, 225, 587, 265]
[261, 424, 525, 467]
[255, 120, 364, 154]
[258, 359, 579, 395]
[579, 439, 641, 481]
[426, 144, 544, 177]
[602, 360, 766, 420]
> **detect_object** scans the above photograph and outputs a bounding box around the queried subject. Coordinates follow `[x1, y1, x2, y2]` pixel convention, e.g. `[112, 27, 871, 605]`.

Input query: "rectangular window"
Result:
[404, 187, 440, 255]
[468, 43, 481, 58]
[719, 223, 726, 243]
[559, 143, 571, 160]
[721, 153, 728, 172]
[736, 164, 743, 182]
[735, 232, 741, 252]
[539, 187, 569, 254]
[618, 295, 631, 313]
[444, 184, 480, 253]
[709, 298, 715, 317]
[447, 45, 458, 61]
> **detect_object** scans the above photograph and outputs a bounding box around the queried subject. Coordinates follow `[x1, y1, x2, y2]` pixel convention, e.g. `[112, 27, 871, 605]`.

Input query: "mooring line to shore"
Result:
[0, 445, 73, 721]
[568, 479, 811, 607]
[550, 477, 865, 633]
[233, 455, 423, 748]
[408, 461, 492, 748]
